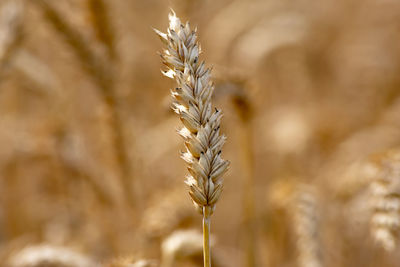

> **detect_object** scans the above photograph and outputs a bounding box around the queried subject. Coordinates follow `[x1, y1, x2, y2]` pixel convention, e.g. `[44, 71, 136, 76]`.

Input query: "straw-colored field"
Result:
[1, 0, 400, 266]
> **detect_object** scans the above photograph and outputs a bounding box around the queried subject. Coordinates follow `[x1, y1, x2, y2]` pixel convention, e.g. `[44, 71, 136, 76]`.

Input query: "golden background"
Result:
[1, 0, 400, 266]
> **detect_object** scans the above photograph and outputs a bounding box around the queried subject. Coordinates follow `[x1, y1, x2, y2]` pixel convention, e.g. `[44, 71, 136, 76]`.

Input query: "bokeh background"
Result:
[1, 0, 400, 266]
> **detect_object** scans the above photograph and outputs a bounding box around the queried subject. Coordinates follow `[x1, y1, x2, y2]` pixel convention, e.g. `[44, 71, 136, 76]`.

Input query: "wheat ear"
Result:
[7, 244, 96, 267]
[292, 185, 323, 267]
[156, 10, 229, 267]
[369, 152, 400, 251]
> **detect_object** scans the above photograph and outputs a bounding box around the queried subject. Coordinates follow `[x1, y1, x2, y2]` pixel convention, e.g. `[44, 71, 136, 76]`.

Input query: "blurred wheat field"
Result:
[1, 0, 400, 266]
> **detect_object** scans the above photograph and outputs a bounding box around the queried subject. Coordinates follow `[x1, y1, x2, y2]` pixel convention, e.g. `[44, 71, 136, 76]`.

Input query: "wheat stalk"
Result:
[155, 10, 229, 267]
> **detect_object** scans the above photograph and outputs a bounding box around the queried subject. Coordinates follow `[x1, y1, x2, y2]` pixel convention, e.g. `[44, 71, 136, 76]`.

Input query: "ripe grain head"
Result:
[155, 10, 229, 216]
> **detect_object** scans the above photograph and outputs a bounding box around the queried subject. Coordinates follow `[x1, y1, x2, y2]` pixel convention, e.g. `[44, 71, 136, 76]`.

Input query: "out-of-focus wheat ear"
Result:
[161, 229, 216, 267]
[86, 0, 116, 59]
[139, 186, 196, 238]
[369, 151, 400, 251]
[0, 0, 23, 71]
[292, 185, 323, 267]
[130, 260, 158, 267]
[7, 244, 96, 267]
[156, 10, 229, 267]
[105, 256, 158, 267]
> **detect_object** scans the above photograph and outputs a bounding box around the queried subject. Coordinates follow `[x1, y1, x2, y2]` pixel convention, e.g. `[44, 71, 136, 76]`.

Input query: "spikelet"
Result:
[155, 11, 229, 216]
[161, 229, 213, 267]
[140, 186, 196, 238]
[369, 151, 400, 251]
[292, 185, 323, 267]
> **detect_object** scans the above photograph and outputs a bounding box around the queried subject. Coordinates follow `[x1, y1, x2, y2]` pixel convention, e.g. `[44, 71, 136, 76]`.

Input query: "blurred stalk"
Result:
[3, 158, 21, 237]
[34, 0, 112, 91]
[34, 0, 135, 207]
[233, 82, 256, 267]
[215, 75, 256, 266]
[230, 81, 256, 267]
[0, 0, 23, 74]
[86, 0, 116, 59]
